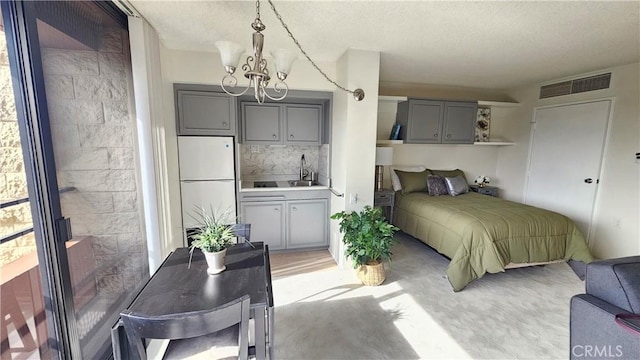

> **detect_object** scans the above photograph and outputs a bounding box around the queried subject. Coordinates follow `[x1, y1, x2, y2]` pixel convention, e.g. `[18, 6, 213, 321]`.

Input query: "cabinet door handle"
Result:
[274, 208, 280, 212]
[222, 122, 228, 127]
[272, 134, 277, 139]
[433, 133, 438, 138]
[292, 207, 297, 211]
[446, 134, 452, 139]
[289, 134, 294, 139]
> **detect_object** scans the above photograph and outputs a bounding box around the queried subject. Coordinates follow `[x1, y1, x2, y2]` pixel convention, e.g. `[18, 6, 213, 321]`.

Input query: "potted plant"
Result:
[331, 206, 399, 286]
[189, 206, 236, 274]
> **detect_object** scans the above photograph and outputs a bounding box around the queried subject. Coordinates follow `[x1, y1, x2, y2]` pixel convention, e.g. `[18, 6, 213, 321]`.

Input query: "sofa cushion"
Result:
[586, 256, 640, 313]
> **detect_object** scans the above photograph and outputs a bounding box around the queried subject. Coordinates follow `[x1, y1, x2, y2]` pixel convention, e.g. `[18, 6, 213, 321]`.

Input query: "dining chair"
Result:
[233, 223, 251, 244]
[120, 295, 250, 360]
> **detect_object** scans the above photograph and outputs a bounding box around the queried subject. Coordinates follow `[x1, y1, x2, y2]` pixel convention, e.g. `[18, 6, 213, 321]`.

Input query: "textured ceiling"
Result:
[130, 0, 640, 89]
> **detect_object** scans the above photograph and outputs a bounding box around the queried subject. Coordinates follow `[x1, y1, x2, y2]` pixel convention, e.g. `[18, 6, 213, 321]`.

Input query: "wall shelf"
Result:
[473, 141, 515, 146]
[379, 95, 408, 102]
[376, 140, 403, 145]
[477, 100, 520, 108]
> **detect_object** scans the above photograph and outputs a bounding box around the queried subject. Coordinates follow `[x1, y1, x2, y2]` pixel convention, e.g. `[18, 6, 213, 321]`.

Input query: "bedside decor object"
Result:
[375, 147, 394, 191]
[389, 123, 401, 140]
[331, 206, 399, 286]
[214, 0, 364, 104]
[188, 207, 237, 274]
[475, 108, 491, 142]
[474, 175, 491, 188]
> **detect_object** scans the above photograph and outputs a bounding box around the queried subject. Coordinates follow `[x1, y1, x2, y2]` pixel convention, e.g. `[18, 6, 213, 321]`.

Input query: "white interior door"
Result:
[525, 100, 611, 240]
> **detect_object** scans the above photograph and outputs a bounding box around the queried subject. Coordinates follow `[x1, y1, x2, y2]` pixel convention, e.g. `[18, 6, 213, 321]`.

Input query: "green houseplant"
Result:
[189, 206, 237, 274]
[331, 205, 399, 286]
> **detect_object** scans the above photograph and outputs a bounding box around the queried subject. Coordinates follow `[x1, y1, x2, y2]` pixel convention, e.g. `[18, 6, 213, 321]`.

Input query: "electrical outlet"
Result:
[349, 193, 358, 204]
[250, 145, 260, 154]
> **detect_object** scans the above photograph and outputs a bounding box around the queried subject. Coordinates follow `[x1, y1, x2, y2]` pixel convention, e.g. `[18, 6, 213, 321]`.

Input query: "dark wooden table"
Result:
[111, 242, 273, 359]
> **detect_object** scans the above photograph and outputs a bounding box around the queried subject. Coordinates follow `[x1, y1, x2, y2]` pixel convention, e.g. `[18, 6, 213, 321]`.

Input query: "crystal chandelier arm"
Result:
[266, 0, 365, 101]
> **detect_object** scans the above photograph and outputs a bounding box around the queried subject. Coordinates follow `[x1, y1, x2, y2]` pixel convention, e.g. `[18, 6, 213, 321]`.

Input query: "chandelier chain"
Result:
[256, 0, 260, 20]
[266, 0, 355, 95]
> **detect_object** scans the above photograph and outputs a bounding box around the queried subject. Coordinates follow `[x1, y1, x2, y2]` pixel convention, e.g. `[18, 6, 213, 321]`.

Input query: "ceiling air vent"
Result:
[539, 72, 611, 99]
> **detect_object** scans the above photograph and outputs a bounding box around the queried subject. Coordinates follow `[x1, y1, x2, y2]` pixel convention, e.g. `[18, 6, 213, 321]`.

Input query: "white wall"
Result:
[497, 62, 640, 259]
[159, 48, 340, 249]
[329, 49, 380, 267]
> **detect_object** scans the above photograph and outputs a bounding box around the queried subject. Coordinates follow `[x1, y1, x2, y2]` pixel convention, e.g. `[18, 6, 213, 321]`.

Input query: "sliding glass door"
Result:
[1, 1, 149, 358]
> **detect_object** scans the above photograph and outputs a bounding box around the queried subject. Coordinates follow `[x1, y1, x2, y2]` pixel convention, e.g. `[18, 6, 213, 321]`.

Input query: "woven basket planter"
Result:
[356, 260, 386, 286]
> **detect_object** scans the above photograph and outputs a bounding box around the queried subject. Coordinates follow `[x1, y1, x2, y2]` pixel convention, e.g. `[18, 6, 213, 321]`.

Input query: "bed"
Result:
[391, 169, 593, 291]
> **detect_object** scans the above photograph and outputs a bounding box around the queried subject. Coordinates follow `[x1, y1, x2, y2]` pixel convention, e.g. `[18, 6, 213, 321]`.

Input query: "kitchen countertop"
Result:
[240, 180, 329, 192]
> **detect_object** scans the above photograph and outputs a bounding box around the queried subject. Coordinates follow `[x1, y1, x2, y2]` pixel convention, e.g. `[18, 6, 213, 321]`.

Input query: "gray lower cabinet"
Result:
[397, 99, 477, 144]
[240, 201, 286, 250]
[286, 199, 328, 248]
[175, 87, 236, 136]
[240, 102, 322, 145]
[240, 191, 329, 250]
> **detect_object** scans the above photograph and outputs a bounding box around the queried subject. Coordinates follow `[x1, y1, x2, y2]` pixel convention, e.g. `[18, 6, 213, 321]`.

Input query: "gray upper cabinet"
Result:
[397, 99, 444, 144]
[285, 104, 322, 144]
[240, 102, 323, 145]
[396, 99, 477, 144]
[442, 102, 477, 144]
[242, 103, 282, 143]
[176, 88, 236, 136]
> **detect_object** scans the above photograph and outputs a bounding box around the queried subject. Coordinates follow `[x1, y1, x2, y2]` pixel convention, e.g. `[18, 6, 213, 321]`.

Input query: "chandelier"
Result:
[215, 0, 365, 104]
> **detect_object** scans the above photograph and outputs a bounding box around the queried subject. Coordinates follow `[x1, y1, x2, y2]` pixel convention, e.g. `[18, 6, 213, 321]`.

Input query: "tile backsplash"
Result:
[240, 145, 328, 182]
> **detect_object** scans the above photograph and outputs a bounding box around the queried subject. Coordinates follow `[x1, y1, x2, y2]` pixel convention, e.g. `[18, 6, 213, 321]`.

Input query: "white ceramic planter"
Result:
[203, 248, 227, 274]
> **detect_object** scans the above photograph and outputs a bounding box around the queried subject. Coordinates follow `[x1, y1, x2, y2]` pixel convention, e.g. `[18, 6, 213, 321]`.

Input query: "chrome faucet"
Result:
[300, 154, 308, 180]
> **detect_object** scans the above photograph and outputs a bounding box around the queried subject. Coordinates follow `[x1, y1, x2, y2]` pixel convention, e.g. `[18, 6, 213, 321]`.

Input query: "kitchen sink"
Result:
[288, 180, 315, 187]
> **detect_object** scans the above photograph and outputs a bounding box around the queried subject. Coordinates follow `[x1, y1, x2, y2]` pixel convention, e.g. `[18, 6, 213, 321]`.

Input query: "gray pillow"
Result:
[426, 175, 448, 196]
[444, 175, 469, 196]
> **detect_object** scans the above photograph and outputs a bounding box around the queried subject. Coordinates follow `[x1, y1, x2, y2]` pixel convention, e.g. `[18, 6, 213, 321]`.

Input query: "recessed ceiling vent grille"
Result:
[539, 73, 611, 99]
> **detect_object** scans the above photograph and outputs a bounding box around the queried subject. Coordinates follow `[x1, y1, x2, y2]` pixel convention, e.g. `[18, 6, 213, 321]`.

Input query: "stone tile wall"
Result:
[41, 28, 147, 296]
[0, 31, 36, 266]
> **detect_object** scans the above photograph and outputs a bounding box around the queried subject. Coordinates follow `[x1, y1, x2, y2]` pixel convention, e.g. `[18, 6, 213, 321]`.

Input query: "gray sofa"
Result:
[570, 256, 640, 359]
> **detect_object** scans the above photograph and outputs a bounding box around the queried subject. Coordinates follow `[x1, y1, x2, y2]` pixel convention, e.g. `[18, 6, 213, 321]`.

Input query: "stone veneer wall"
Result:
[0, 31, 36, 266]
[41, 28, 148, 296]
[240, 144, 324, 179]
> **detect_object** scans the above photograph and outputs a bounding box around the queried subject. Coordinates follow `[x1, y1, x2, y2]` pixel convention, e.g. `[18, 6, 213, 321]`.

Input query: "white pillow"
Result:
[389, 166, 427, 191]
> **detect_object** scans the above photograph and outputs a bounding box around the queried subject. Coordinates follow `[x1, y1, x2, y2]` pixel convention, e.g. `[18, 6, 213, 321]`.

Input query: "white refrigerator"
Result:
[178, 136, 237, 239]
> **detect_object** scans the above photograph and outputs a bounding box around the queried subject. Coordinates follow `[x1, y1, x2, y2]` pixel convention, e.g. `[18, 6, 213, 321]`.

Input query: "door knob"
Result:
[584, 178, 593, 184]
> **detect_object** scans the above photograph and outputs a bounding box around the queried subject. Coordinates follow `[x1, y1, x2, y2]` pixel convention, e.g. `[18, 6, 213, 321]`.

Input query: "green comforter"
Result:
[394, 192, 593, 291]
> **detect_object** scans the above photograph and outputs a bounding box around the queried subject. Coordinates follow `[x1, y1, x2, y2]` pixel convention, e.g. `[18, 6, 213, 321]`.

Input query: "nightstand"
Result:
[469, 184, 499, 197]
[374, 189, 395, 221]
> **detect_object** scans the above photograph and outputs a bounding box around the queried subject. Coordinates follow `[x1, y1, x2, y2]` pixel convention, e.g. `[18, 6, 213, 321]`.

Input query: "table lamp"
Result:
[375, 147, 394, 191]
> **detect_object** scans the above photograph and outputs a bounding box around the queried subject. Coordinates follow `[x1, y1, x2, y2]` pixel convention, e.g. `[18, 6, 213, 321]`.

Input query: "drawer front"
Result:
[478, 188, 497, 197]
[374, 193, 394, 206]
